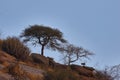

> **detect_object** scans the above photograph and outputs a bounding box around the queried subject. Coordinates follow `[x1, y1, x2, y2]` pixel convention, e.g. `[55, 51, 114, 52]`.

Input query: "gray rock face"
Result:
[12, 63, 46, 80]
[19, 64, 45, 75]
[0, 71, 14, 80]
[0, 51, 46, 80]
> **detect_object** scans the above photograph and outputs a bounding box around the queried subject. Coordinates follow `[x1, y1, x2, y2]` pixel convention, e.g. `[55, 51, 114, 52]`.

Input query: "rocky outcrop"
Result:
[0, 51, 46, 80]
[30, 53, 56, 67]
[30, 53, 49, 65]
[0, 71, 14, 80]
[0, 51, 16, 64]
[71, 65, 95, 77]
[12, 62, 46, 80]
[0, 50, 110, 80]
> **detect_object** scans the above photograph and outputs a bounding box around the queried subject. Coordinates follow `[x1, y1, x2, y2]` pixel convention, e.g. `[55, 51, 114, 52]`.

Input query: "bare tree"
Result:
[105, 64, 120, 80]
[20, 25, 67, 56]
[62, 44, 93, 66]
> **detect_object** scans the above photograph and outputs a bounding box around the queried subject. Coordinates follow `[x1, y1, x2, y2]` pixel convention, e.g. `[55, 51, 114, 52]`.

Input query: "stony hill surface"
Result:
[0, 50, 109, 80]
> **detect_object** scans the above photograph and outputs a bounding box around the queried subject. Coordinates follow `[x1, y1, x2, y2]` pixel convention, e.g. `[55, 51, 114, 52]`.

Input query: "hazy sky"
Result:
[0, 0, 120, 69]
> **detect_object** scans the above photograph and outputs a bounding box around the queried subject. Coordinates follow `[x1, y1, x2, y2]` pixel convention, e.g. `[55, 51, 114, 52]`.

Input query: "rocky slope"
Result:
[0, 50, 110, 80]
[0, 51, 46, 80]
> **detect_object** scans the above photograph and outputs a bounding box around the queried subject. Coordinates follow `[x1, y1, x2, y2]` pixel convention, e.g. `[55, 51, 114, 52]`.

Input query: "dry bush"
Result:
[2, 37, 30, 61]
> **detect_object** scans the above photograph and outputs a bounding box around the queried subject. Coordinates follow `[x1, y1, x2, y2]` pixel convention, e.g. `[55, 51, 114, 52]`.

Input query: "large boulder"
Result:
[0, 50, 16, 72]
[71, 65, 95, 77]
[0, 51, 16, 64]
[0, 51, 47, 80]
[0, 71, 14, 80]
[30, 53, 56, 67]
[30, 53, 49, 65]
[12, 62, 46, 80]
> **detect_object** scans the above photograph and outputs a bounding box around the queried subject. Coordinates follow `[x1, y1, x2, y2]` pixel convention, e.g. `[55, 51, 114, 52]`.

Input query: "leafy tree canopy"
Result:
[20, 25, 67, 56]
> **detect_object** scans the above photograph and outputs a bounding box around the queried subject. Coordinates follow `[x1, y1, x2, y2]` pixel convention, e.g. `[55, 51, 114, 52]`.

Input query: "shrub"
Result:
[2, 37, 30, 60]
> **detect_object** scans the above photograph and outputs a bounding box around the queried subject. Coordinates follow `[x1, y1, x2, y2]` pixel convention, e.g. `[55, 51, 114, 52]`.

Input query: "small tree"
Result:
[20, 25, 67, 56]
[62, 44, 93, 66]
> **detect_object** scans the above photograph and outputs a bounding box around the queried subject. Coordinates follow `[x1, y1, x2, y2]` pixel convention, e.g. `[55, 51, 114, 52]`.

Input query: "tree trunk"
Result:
[68, 55, 71, 66]
[41, 45, 44, 56]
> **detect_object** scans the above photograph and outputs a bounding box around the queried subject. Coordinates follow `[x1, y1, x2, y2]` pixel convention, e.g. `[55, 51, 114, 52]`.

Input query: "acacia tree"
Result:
[62, 44, 93, 65]
[20, 25, 67, 56]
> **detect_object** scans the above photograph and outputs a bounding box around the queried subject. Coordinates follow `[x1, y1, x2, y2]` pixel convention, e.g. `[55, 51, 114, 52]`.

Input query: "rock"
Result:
[0, 51, 47, 80]
[0, 51, 16, 64]
[12, 62, 46, 80]
[47, 57, 56, 67]
[0, 71, 14, 80]
[30, 53, 49, 65]
[71, 65, 94, 77]
[0, 64, 5, 70]
[30, 53, 56, 68]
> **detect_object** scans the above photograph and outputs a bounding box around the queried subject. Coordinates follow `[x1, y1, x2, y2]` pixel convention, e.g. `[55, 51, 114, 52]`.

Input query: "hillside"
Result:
[0, 50, 111, 80]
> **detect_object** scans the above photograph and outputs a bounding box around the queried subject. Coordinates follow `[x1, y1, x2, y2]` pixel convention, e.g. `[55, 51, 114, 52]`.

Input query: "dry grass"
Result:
[2, 37, 30, 61]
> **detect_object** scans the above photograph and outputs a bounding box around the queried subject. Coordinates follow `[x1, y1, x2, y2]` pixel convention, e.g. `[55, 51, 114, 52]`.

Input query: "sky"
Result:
[0, 0, 120, 69]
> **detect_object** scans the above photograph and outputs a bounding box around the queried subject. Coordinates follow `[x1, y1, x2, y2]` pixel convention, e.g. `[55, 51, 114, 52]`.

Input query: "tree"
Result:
[104, 64, 120, 80]
[20, 25, 67, 56]
[62, 44, 93, 66]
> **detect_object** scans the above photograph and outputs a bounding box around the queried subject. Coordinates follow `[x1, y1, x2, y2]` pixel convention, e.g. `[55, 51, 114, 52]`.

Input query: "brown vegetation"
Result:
[1, 37, 30, 61]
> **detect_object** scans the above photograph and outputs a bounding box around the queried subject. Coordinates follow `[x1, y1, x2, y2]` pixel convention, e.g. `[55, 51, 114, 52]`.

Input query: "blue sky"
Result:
[0, 0, 120, 69]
